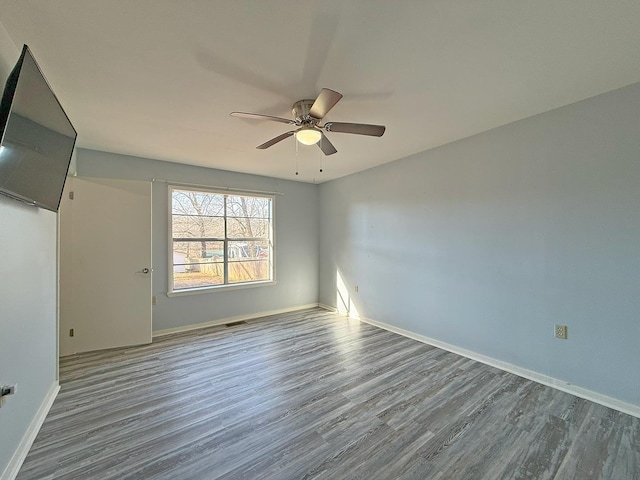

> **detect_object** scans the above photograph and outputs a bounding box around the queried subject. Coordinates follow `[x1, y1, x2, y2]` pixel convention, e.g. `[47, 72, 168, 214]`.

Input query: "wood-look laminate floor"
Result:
[17, 308, 640, 479]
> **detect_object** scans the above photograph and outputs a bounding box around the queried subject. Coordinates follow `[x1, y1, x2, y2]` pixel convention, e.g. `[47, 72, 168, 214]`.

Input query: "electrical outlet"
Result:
[69, 328, 75, 337]
[152, 295, 157, 305]
[555, 324, 568, 339]
[354, 285, 359, 293]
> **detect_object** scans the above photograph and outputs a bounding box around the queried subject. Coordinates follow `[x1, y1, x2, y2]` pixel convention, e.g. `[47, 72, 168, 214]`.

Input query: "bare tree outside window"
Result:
[170, 187, 273, 291]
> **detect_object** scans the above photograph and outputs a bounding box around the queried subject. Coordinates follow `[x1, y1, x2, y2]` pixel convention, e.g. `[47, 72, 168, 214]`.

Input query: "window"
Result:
[169, 186, 274, 293]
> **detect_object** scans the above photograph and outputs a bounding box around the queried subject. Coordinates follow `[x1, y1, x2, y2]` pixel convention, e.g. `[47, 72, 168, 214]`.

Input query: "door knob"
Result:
[136, 267, 151, 274]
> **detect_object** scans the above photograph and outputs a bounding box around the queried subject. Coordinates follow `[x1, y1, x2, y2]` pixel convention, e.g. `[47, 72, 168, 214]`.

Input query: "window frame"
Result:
[167, 185, 276, 296]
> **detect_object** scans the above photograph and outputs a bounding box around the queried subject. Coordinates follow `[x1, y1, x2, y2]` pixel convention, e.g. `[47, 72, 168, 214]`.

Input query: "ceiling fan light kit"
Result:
[295, 127, 322, 145]
[230, 88, 386, 156]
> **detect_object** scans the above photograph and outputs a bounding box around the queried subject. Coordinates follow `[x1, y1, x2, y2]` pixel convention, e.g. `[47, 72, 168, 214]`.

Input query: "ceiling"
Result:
[1, 1, 640, 183]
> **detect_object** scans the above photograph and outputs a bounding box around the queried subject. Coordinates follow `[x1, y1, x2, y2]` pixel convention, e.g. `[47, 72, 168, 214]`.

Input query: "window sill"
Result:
[167, 279, 277, 297]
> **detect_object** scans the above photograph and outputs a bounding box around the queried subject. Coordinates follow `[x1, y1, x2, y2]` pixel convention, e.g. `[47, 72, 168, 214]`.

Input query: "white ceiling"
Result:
[1, 1, 640, 183]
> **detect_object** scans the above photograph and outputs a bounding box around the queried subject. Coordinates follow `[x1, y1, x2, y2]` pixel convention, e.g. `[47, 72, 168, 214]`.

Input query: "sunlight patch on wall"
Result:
[336, 270, 360, 318]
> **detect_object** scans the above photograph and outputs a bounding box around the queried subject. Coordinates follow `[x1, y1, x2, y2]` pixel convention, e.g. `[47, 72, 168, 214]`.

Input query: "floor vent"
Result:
[225, 321, 247, 328]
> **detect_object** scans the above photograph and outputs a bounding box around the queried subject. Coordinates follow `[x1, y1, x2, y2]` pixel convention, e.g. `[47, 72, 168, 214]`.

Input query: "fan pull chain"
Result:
[295, 138, 299, 175]
[319, 137, 323, 173]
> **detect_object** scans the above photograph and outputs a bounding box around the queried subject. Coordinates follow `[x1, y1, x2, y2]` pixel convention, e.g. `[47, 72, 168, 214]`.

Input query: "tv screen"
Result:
[0, 45, 77, 212]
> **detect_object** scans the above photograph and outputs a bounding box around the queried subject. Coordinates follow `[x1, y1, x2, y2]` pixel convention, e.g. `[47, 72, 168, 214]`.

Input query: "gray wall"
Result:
[319, 82, 640, 406]
[76, 149, 319, 331]
[0, 26, 59, 476]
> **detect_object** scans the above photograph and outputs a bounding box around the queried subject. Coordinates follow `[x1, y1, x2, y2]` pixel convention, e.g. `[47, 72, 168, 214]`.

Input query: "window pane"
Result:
[226, 217, 270, 238]
[228, 259, 270, 284]
[173, 241, 224, 290]
[227, 240, 270, 261]
[227, 240, 270, 283]
[226, 195, 271, 239]
[172, 190, 225, 216]
[225, 195, 271, 217]
[172, 214, 224, 239]
[253, 240, 270, 259]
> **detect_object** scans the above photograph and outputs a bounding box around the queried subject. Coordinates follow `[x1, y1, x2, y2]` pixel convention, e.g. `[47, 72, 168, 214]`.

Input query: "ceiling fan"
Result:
[230, 88, 385, 155]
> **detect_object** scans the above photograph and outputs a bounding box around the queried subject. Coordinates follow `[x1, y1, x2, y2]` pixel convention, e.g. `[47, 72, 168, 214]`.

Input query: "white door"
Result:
[59, 177, 152, 356]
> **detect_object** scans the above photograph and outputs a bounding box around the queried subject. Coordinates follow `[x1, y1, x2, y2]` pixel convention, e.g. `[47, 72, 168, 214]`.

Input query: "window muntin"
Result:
[170, 187, 273, 292]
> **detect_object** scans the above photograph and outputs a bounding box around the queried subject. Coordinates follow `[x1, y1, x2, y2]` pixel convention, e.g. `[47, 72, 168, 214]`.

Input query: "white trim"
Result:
[152, 303, 320, 337]
[1, 382, 60, 480]
[317, 303, 337, 312]
[356, 314, 640, 419]
[167, 280, 277, 297]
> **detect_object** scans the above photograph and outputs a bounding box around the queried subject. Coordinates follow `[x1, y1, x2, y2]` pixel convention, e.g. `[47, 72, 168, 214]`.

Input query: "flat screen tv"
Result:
[0, 45, 77, 212]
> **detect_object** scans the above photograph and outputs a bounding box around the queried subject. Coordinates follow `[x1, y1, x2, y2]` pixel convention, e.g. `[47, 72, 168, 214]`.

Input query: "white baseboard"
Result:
[317, 303, 337, 312]
[356, 314, 640, 419]
[153, 303, 321, 337]
[1, 382, 60, 480]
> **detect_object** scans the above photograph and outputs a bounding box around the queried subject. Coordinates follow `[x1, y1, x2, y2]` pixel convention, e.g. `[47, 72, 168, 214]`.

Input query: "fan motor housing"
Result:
[292, 99, 317, 125]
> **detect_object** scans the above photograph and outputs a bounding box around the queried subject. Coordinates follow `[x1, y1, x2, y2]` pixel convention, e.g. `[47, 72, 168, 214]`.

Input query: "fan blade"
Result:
[256, 131, 295, 149]
[309, 88, 343, 119]
[324, 122, 386, 137]
[317, 132, 337, 155]
[230, 112, 295, 125]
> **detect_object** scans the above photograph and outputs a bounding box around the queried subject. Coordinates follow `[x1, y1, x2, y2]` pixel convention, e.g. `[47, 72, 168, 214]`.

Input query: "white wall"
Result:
[319, 82, 640, 408]
[0, 25, 59, 478]
[76, 149, 319, 332]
